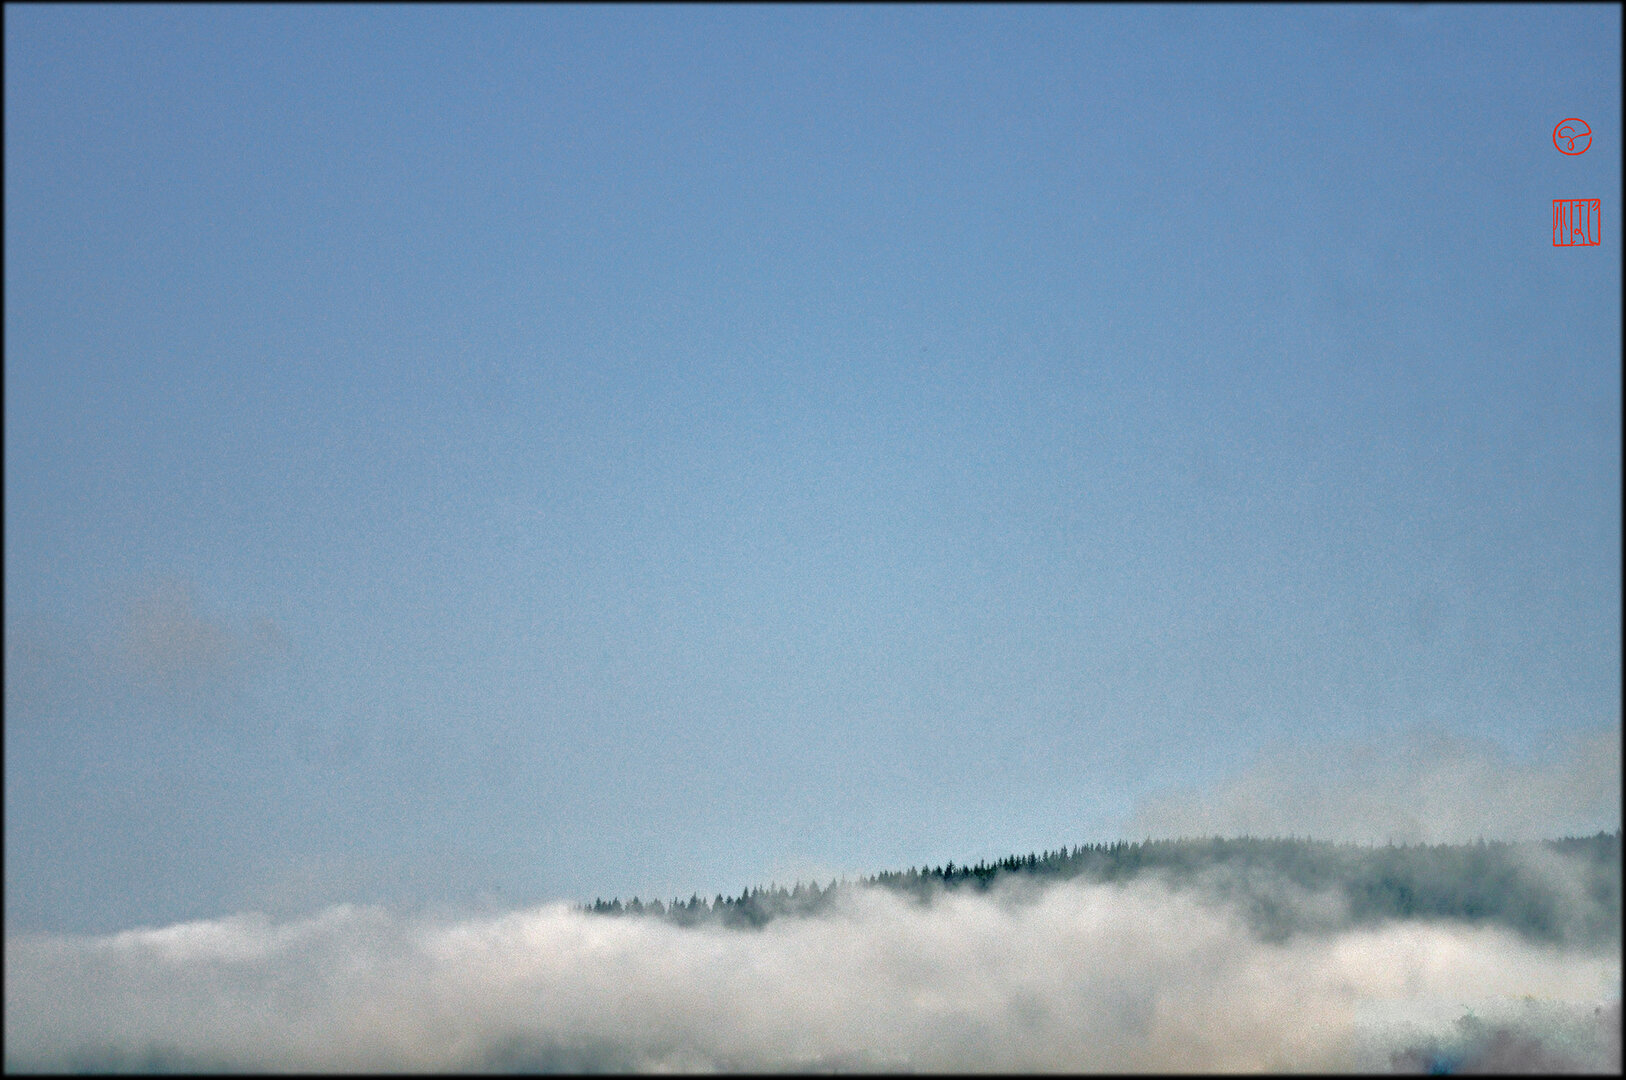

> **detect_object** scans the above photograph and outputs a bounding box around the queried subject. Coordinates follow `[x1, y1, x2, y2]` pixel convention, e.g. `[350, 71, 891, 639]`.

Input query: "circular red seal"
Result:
[1554, 119, 1591, 155]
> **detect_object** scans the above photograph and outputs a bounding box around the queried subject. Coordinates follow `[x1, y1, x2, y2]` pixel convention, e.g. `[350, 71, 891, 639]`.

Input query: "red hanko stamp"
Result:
[1553, 199, 1601, 246]
[1553, 119, 1591, 155]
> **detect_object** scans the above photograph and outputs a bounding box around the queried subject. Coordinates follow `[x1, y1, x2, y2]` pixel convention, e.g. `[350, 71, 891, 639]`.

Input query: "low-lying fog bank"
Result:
[7, 858, 1619, 1072]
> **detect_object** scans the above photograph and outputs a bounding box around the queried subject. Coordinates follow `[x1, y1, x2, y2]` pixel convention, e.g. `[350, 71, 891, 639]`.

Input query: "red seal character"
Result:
[1553, 199, 1601, 246]
[1554, 119, 1591, 155]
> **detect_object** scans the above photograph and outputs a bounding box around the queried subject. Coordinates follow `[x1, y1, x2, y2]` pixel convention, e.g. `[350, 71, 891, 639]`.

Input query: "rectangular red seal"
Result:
[1553, 199, 1601, 246]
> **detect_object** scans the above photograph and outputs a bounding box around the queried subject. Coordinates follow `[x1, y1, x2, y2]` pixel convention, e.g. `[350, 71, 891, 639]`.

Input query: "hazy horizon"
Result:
[8, 840, 1621, 1072]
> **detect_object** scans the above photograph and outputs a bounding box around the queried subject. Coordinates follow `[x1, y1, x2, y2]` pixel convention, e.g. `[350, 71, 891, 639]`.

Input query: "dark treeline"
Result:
[581, 831, 1621, 946]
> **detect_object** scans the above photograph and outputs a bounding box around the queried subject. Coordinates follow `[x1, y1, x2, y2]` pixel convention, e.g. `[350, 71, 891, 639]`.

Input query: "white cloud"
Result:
[1126, 725, 1622, 844]
[6, 875, 1618, 1072]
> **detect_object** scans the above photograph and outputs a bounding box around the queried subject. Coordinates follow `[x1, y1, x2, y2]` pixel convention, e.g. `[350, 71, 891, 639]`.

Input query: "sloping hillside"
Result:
[584, 831, 1622, 946]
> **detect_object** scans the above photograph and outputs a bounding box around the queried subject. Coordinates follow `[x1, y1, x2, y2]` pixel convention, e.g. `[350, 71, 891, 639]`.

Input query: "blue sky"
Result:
[5, 4, 1620, 934]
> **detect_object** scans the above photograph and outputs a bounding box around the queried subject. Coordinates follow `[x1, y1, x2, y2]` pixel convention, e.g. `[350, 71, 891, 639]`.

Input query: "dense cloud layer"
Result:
[6, 873, 1618, 1073]
[1128, 725, 1622, 845]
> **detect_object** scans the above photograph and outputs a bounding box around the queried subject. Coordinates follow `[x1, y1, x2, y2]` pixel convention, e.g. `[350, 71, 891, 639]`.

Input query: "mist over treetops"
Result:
[584, 831, 1623, 947]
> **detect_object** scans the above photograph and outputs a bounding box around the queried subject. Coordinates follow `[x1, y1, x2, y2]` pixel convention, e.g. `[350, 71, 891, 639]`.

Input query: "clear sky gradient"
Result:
[5, 4, 1620, 934]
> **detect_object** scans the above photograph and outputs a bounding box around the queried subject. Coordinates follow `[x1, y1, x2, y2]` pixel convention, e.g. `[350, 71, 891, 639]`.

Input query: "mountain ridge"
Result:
[581, 830, 1623, 946]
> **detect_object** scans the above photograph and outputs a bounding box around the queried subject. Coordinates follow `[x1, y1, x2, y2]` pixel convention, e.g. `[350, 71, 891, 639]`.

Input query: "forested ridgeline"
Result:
[581, 831, 1621, 946]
